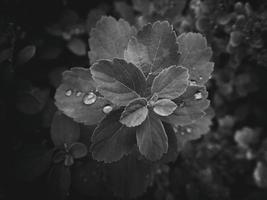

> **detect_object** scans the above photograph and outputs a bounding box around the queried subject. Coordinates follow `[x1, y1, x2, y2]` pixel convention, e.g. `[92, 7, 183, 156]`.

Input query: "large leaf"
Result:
[124, 21, 179, 74]
[176, 113, 212, 151]
[91, 58, 146, 106]
[55, 67, 110, 125]
[136, 112, 168, 161]
[90, 110, 136, 163]
[177, 32, 214, 85]
[105, 154, 153, 198]
[152, 99, 177, 117]
[162, 86, 210, 126]
[89, 16, 136, 64]
[51, 111, 80, 146]
[151, 65, 189, 99]
[120, 98, 148, 127]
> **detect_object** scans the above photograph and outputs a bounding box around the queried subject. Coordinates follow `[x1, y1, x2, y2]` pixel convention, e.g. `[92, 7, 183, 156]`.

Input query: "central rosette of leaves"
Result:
[55, 16, 213, 163]
[91, 58, 190, 161]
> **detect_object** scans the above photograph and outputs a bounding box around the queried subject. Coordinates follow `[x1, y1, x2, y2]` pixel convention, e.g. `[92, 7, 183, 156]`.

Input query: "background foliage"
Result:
[1, 0, 267, 200]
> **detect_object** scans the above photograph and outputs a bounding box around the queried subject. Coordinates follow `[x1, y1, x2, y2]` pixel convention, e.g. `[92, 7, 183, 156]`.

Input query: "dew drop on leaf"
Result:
[76, 91, 82, 97]
[186, 128, 192, 133]
[83, 92, 97, 105]
[194, 92, 202, 100]
[65, 89, 72, 97]
[189, 80, 197, 86]
[102, 105, 113, 114]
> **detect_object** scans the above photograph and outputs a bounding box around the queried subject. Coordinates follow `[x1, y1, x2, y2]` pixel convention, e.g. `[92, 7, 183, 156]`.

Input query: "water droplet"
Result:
[189, 80, 197, 86]
[83, 92, 97, 105]
[199, 76, 203, 80]
[65, 89, 72, 96]
[76, 91, 82, 97]
[103, 105, 113, 114]
[194, 92, 202, 100]
[186, 128, 192, 133]
[180, 131, 185, 135]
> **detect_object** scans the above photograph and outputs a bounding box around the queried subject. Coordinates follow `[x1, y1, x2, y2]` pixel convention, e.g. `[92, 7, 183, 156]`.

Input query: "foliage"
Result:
[1, 0, 267, 200]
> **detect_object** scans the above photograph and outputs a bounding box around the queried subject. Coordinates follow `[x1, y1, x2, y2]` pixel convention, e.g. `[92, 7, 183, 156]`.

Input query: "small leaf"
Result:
[16, 87, 50, 115]
[91, 58, 146, 106]
[163, 86, 210, 126]
[69, 142, 88, 159]
[90, 110, 136, 163]
[151, 65, 189, 99]
[125, 21, 179, 73]
[177, 32, 214, 85]
[120, 98, 148, 127]
[105, 154, 153, 198]
[153, 99, 177, 116]
[234, 127, 259, 149]
[136, 112, 168, 161]
[89, 16, 136, 64]
[16, 45, 36, 65]
[51, 111, 80, 146]
[254, 161, 267, 188]
[0, 48, 12, 63]
[175, 113, 212, 151]
[55, 67, 110, 125]
[67, 38, 86, 56]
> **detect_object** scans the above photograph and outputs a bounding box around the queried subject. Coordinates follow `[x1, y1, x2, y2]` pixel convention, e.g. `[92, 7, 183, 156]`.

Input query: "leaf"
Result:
[55, 67, 110, 125]
[16, 86, 50, 115]
[136, 112, 168, 161]
[151, 65, 189, 99]
[0, 48, 12, 63]
[90, 110, 136, 163]
[175, 113, 212, 151]
[163, 86, 210, 126]
[69, 142, 88, 159]
[88, 16, 136, 64]
[120, 98, 148, 127]
[254, 161, 267, 188]
[51, 111, 80, 146]
[16, 45, 36, 65]
[105, 154, 153, 198]
[234, 127, 259, 149]
[47, 164, 71, 200]
[177, 32, 214, 85]
[160, 123, 178, 163]
[67, 38, 86, 56]
[91, 58, 146, 106]
[124, 21, 179, 74]
[153, 99, 177, 116]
